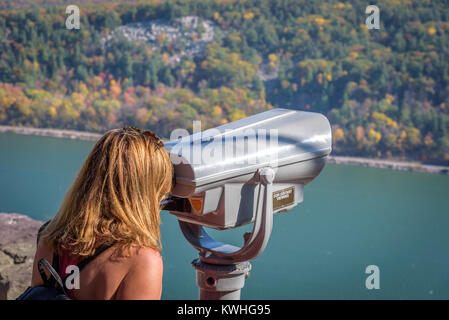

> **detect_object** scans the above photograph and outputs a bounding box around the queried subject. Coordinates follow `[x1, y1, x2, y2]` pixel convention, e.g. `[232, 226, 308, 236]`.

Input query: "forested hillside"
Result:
[0, 0, 448, 164]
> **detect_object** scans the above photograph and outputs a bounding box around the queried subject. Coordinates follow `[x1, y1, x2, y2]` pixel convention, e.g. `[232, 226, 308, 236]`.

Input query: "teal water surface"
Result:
[1, 132, 449, 299]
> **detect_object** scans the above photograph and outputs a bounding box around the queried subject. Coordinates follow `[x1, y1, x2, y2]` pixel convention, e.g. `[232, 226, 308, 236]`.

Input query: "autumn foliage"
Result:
[0, 0, 448, 164]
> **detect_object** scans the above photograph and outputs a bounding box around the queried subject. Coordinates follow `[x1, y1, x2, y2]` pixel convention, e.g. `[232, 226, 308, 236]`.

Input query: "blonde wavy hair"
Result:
[40, 127, 173, 257]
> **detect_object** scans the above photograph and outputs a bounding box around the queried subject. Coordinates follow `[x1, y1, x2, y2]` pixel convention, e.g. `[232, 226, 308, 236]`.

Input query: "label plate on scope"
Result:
[272, 186, 295, 210]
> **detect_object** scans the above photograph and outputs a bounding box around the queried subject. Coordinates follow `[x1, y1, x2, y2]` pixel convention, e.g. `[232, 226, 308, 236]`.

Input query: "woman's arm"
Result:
[31, 239, 53, 287]
[114, 248, 163, 300]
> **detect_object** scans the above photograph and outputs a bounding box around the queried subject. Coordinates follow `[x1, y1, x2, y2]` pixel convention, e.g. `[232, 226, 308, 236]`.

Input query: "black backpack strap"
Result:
[37, 259, 52, 287]
[49, 252, 60, 287]
[37, 258, 67, 295]
[77, 244, 113, 272]
[52, 252, 60, 272]
[36, 244, 60, 288]
[37, 220, 51, 245]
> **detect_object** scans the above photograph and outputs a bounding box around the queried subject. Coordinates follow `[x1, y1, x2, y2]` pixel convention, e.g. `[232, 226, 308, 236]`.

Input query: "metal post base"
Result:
[192, 258, 251, 300]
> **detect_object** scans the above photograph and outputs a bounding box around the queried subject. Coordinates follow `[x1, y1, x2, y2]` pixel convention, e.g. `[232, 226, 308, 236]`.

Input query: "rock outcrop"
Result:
[0, 213, 43, 300]
[103, 16, 219, 65]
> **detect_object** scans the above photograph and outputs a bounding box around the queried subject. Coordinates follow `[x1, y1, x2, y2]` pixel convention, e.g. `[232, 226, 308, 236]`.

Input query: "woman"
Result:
[31, 126, 173, 299]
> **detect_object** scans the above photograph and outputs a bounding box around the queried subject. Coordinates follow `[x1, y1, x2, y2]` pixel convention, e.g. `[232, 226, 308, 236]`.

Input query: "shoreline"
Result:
[0, 125, 101, 141]
[1, 125, 449, 175]
[327, 156, 449, 175]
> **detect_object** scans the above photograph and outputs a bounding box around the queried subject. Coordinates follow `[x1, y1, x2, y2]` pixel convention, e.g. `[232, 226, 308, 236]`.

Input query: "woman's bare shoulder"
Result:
[113, 246, 163, 300]
[125, 246, 163, 269]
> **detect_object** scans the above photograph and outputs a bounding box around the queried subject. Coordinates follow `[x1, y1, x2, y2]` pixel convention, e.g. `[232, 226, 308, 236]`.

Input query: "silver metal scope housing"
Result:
[164, 108, 332, 230]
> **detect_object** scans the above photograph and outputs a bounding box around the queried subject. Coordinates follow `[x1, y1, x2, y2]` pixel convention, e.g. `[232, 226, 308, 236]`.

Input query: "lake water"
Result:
[1, 132, 449, 299]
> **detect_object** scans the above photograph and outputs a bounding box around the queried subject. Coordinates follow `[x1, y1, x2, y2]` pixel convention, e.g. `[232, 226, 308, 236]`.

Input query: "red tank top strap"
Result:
[56, 242, 114, 299]
[58, 249, 81, 299]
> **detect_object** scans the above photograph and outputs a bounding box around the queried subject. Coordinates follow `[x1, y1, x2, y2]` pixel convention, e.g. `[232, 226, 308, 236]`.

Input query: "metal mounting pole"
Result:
[176, 167, 275, 300]
[192, 259, 251, 300]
